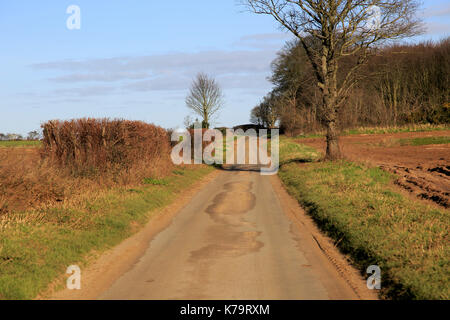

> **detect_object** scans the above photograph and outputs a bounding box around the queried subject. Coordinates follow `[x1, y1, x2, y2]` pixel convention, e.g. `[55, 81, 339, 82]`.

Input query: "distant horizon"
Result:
[1, 1, 449, 136]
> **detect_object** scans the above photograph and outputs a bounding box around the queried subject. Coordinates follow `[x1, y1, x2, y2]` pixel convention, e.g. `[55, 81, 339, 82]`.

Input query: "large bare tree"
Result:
[243, 0, 422, 159]
[186, 73, 224, 129]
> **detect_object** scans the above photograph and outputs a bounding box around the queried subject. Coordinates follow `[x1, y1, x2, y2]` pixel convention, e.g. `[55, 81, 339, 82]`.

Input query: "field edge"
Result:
[0, 165, 216, 300]
[277, 137, 449, 300]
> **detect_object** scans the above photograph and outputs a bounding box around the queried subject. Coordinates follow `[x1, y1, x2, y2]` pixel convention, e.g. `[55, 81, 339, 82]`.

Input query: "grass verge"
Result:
[294, 124, 450, 139]
[398, 136, 450, 146]
[0, 165, 214, 300]
[278, 137, 449, 300]
[343, 124, 449, 135]
[0, 141, 41, 148]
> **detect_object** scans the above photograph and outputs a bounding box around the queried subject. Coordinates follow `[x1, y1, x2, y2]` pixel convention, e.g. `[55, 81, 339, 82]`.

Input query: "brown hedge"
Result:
[41, 118, 172, 175]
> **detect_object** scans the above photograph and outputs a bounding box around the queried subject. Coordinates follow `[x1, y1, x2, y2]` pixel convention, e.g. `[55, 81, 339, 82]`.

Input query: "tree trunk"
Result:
[322, 55, 342, 161]
[325, 117, 342, 161]
[203, 111, 209, 129]
[324, 97, 342, 161]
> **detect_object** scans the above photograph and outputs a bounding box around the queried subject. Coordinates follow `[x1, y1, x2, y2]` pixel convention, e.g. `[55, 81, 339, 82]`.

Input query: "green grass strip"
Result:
[398, 136, 450, 146]
[0, 165, 214, 300]
[0, 141, 42, 148]
[278, 138, 449, 300]
[293, 124, 450, 139]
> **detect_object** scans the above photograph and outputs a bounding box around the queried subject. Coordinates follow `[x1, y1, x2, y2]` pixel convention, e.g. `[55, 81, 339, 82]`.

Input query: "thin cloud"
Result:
[425, 21, 450, 35]
[32, 50, 275, 75]
[423, 4, 450, 18]
[49, 72, 151, 83]
[53, 86, 117, 97]
[31, 44, 280, 93]
[233, 33, 292, 49]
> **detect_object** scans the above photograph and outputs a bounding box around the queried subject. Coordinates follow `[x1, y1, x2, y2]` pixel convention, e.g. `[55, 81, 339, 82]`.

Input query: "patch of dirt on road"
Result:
[190, 227, 263, 260]
[200, 179, 262, 258]
[206, 181, 256, 217]
[299, 130, 450, 208]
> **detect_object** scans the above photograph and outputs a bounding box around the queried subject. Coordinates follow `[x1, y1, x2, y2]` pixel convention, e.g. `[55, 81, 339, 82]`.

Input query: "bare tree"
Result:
[27, 130, 41, 140]
[250, 105, 264, 126]
[243, 0, 422, 159]
[250, 94, 279, 128]
[183, 115, 194, 129]
[260, 94, 279, 128]
[186, 73, 224, 129]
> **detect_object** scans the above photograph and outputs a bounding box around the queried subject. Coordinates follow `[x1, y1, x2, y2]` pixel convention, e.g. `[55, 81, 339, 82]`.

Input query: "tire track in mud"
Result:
[382, 164, 450, 208]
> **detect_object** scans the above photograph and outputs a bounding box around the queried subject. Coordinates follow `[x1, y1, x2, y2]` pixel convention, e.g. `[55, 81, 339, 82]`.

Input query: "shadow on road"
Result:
[218, 164, 264, 172]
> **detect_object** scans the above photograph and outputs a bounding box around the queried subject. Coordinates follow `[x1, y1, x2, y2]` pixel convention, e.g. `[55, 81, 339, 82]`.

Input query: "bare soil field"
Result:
[298, 130, 450, 208]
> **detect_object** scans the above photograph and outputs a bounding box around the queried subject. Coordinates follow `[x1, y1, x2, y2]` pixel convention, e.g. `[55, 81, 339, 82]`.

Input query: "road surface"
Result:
[98, 168, 360, 300]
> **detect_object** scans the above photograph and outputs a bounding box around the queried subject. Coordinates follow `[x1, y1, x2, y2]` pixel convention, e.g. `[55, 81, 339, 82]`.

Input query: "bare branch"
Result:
[242, 0, 423, 159]
[186, 73, 224, 128]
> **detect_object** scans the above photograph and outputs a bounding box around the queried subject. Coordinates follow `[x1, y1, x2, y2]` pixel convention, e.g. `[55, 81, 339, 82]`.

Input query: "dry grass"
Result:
[0, 119, 173, 216]
[0, 118, 218, 300]
[293, 123, 450, 139]
[0, 164, 214, 299]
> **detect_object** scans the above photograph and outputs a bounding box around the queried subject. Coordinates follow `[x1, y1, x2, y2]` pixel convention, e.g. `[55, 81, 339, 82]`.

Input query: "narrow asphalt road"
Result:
[98, 169, 358, 300]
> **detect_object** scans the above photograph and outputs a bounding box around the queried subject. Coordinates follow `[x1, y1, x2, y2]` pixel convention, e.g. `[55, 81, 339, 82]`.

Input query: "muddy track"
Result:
[383, 164, 450, 208]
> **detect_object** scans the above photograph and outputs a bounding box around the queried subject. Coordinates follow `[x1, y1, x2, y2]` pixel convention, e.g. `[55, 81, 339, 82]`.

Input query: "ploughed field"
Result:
[299, 131, 450, 208]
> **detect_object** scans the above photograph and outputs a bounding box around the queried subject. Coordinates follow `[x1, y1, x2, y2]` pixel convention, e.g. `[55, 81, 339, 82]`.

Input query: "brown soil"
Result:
[299, 130, 450, 208]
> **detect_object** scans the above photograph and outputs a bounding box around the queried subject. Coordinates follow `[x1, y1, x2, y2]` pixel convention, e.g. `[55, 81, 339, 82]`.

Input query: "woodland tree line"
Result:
[251, 37, 450, 136]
